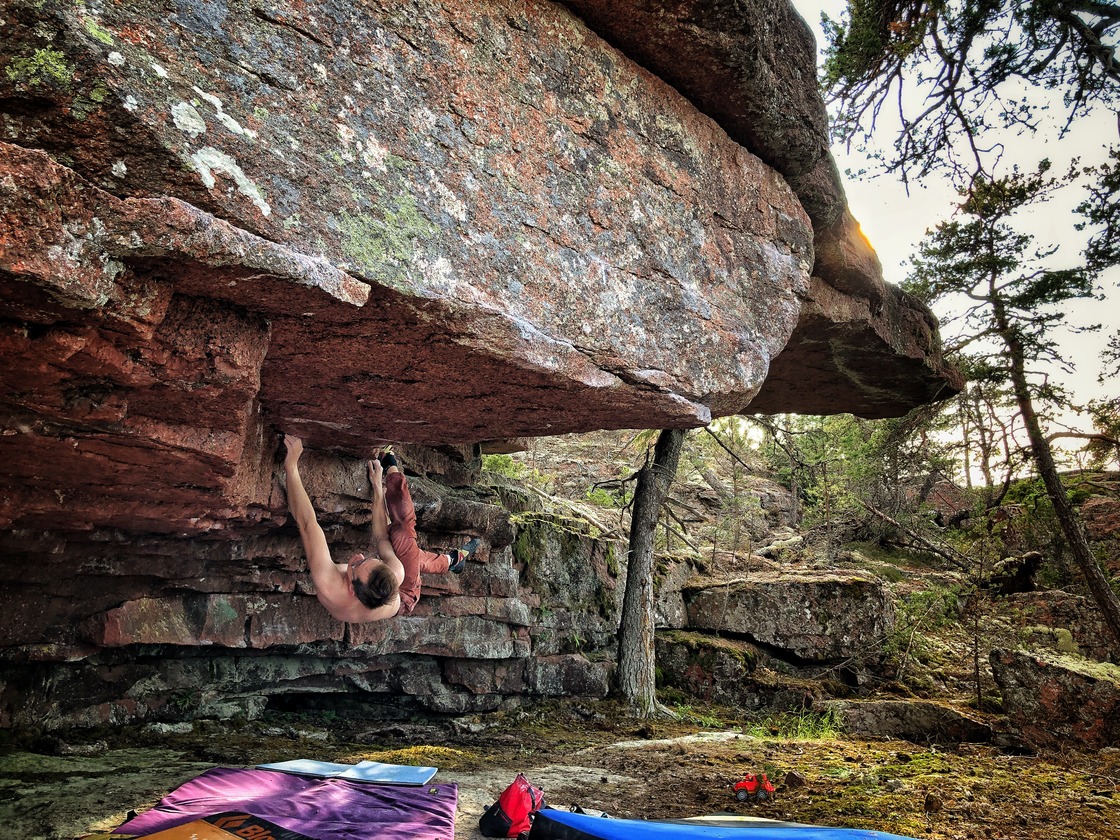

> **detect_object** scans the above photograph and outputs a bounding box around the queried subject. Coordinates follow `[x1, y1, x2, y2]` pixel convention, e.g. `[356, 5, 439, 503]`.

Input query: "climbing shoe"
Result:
[448, 537, 481, 574]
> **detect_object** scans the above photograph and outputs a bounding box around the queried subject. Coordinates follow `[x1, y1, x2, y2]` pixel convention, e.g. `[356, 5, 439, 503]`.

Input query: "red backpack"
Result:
[479, 773, 545, 837]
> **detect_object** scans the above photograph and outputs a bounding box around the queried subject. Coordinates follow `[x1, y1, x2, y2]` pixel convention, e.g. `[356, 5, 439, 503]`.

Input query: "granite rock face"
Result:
[991, 649, 1120, 750]
[1083, 495, 1120, 540]
[0, 0, 960, 725]
[653, 565, 900, 713]
[747, 276, 958, 418]
[0, 0, 958, 535]
[2, 0, 811, 455]
[561, 0, 963, 416]
[1003, 591, 1113, 664]
[683, 573, 896, 662]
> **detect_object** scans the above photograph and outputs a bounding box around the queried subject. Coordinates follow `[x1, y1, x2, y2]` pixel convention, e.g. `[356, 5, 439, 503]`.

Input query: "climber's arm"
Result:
[283, 435, 350, 605]
[368, 458, 405, 585]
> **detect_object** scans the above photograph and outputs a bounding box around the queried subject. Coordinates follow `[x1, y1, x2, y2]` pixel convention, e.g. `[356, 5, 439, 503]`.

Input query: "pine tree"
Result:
[906, 167, 1120, 651]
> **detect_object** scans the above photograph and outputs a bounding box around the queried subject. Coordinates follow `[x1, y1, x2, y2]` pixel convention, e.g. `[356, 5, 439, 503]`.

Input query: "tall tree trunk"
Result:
[960, 397, 973, 490]
[617, 428, 684, 717]
[996, 310, 1120, 652]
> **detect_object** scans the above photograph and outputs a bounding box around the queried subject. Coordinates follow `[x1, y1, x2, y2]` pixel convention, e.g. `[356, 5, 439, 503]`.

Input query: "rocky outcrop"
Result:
[0, 0, 959, 534]
[563, 0, 832, 206]
[682, 573, 896, 662]
[747, 277, 960, 418]
[653, 564, 898, 711]
[991, 649, 1120, 751]
[1, 0, 811, 458]
[1083, 492, 1120, 578]
[693, 473, 799, 535]
[824, 699, 992, 745]
[560, 0, 963, 417]
[1003, 591, 1113, 663]
[0, 0, 959, 727]
[0, 453, 619, 728]
[1084, 496, 1120, 539]
[656, 631, 823, 712]
[982, 552, 1043, 595]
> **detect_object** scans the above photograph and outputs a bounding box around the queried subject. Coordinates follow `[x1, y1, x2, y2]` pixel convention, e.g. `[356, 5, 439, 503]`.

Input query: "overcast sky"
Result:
[790, 0, 1118, 418]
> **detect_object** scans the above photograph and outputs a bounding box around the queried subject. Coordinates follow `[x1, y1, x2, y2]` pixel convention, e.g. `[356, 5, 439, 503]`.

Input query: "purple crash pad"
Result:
[115, 767, 458, 840]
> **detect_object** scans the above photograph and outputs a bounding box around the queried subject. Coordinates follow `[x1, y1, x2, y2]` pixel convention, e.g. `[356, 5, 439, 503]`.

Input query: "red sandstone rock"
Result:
[1083, 496, 1120, 540]
[0, 0, 959, 536]
[991, 648, 1120, 750]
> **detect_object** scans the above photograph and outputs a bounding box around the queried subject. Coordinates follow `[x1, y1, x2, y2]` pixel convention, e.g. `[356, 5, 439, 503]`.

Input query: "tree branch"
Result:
[858, 499, 970, 571]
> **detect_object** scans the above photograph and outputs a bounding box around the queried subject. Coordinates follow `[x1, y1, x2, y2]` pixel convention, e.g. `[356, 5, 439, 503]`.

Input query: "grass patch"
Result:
[671, 704, 724, 728]
[741, 708, 844, 740]
[482, 453, 528, 480]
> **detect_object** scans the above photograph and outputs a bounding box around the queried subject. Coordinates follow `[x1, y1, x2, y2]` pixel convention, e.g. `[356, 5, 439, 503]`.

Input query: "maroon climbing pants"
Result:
[386, 471, 448, 615]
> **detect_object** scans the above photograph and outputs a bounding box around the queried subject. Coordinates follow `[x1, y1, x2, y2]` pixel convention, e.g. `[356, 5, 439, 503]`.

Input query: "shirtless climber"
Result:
[282, 434, 479, 623]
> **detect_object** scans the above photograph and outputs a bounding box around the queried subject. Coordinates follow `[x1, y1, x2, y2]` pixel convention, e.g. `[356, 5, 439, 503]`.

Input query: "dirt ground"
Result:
[3, 702, 1119, 840]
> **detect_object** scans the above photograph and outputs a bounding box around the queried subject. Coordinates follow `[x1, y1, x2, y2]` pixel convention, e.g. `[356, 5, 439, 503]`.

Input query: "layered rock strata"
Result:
[0, 456, 622, 727]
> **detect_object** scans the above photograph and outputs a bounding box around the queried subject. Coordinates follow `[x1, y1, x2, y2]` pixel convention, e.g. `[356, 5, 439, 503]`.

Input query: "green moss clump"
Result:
[1053, 628, 1079, 654]
[1026, 624, 1083, 655]
[594, 574, 616, 620]
[875, 564, 904, 583]
[82, 16, 115, 45]
[335, 196, 435, 287]
[512, 524, 541, 570]
[1038, 650, 1120, 683]
[482, 453, 527, 480]
[72, 81, 110, 120]
[5, 48, 73, 88]
[603, 542, 619, 577]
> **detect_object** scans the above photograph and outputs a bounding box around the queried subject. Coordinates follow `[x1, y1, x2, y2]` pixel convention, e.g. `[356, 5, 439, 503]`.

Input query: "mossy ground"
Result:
[3, 700, 1118, 839]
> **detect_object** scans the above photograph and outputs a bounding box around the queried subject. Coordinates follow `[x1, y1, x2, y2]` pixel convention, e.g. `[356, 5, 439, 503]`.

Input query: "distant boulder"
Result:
[1082, 496, 1120, 537]
[991, 648, 1120, 751]
[823, 699, 992, 745]
[982, 551, 1044, 595]
[683, 572, 895, 662]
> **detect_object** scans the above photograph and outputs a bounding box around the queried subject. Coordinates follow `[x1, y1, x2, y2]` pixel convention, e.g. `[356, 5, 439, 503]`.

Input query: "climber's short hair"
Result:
[353, 562, 399, 609]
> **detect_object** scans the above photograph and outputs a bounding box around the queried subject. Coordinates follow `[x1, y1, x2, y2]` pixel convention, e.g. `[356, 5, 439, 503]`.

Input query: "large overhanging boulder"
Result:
[0, 0, 958, 531]
[561, 0, 963, 416]
[0, 0, 963, 727]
